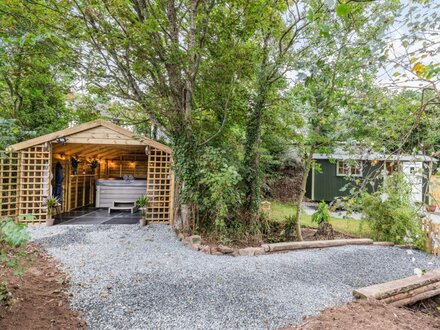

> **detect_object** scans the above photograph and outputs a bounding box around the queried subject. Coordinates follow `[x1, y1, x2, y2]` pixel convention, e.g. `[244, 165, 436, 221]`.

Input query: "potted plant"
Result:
[136, 195, 149, 226]
[71, 157, 79, 175]
[46, 196, 59, 226]
[90, 159, 99, 174]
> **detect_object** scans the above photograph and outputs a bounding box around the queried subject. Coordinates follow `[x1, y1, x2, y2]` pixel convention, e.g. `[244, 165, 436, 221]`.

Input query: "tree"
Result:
[288, 0, 400, 240]
[0, 1, 75, 141]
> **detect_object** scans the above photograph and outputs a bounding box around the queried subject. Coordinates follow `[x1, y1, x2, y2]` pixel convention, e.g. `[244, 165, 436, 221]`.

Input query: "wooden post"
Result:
[75, 176, 78, 209]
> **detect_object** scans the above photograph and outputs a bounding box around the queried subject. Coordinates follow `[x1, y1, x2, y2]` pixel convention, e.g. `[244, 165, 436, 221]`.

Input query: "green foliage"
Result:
[0, 2, 75, 140]
[0, 218, 29, 248]
[2, 0, 436, 245]
[0, 282, 12, 306]
[311, 201, 330, 225]
[0, 118, 33, 149]
[0, 218, 30, 287]
[136, 195, 149, 219]
[45, 196, 59, 218]
[197, 147, 242, 232]
[361, 173, 423, 247]
[283, 214, 298, 240]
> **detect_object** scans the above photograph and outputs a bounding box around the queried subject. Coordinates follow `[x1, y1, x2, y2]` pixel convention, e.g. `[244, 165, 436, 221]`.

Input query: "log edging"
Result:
[353, 269, 440, 307]
[261, 238, 373, 253]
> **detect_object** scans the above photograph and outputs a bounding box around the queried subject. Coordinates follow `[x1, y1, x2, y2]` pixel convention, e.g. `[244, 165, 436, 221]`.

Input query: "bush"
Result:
[0, 218, 29, 248]
[311, 201, 330, 224]
[283, 214, 298, 241]
[0, 218, 30, 305]
[196, 147, 242, 233]
[361, 173, 423, 247]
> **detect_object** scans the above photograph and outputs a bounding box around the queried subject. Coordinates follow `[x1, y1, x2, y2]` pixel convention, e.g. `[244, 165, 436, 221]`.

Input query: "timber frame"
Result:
[1, 120, 174, 225]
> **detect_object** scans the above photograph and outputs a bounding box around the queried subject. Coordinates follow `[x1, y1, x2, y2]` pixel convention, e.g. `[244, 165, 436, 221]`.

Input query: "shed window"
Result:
[336, 160, 362, 177]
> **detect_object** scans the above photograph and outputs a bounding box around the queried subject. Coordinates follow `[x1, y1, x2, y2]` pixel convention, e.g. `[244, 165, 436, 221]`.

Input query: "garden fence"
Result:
[421, 218, 440, 256]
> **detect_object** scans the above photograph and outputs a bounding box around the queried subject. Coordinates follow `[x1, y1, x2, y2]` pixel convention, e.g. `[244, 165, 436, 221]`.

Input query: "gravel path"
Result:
[30, 225, 440, 330]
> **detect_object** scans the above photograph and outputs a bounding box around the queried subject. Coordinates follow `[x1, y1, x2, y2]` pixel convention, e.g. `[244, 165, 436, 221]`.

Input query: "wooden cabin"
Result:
[0, 120, 174, 224]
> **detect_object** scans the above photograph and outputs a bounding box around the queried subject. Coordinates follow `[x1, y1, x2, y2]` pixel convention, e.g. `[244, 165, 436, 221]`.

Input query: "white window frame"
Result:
[336, 160, 363, 177]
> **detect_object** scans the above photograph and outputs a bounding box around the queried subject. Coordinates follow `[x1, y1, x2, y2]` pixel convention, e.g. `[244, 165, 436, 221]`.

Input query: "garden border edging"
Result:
[177, 233, 379, 256]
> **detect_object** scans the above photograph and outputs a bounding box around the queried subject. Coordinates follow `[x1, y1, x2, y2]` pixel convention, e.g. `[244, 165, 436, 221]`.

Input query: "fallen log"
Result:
[381, 281, 440, 304]
[389, 287, 440, 307]
[261, 238, 373, 252]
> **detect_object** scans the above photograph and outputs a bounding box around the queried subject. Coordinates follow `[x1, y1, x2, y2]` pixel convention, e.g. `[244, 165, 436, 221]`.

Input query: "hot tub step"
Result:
[113, 201, 136, 207]
[109, 201, 138, 214]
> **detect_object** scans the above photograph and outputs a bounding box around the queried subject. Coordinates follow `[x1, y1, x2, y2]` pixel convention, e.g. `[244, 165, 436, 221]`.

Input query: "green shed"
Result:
[305, 152, 435, 204]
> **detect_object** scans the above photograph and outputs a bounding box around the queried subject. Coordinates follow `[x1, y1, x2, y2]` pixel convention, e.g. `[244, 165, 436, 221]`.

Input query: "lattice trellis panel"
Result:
[422, 218, 440, 256]
[18, 144, 51, 223]
[0, 152, 19, 219]
[146, 147, 172, 224]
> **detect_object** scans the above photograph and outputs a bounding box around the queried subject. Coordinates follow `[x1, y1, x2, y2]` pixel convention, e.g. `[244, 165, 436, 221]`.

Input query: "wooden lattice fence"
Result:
[0, 152, 19, 219]
[430, 176, 440, 208]
[18, 144, 51, 223]
[1, 144, 51, 223]
[422, 218, 440, 256]
[146, 147, 174, 224]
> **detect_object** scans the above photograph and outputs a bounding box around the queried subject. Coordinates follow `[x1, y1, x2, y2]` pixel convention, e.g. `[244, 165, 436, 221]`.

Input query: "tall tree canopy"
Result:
[1, 0, 437, 239]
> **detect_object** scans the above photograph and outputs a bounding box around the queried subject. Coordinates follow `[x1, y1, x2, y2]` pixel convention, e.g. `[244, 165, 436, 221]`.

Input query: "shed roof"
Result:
[7, 120, 172, 153]
[313, 151, 435, 162]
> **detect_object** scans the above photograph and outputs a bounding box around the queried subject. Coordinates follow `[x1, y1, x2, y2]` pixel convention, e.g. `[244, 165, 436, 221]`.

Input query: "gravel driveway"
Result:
[30, 225, 440, 330]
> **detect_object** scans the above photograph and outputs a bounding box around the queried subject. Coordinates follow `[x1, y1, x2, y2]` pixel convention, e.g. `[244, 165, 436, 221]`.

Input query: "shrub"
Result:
[197, 147, 242, 233]
[311, 201, 330, 224]
[0, 218, 30, 304]
[361, 173, 423, 247]
[0, 218, 29, 248]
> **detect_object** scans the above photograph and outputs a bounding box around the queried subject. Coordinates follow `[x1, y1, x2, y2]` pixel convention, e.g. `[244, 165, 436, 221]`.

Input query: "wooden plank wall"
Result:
[106, 159, 147, 178]
[68, 175, 96, 210]
[146, 147, 172, 224]
[65, 126, 145, 146]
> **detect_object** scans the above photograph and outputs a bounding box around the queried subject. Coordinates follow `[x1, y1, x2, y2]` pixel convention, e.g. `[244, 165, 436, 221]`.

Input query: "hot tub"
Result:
[96, 179, 147, 207]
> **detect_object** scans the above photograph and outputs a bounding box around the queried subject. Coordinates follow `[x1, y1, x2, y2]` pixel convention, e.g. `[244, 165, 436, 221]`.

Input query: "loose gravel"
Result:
[30, 225, 440, 330]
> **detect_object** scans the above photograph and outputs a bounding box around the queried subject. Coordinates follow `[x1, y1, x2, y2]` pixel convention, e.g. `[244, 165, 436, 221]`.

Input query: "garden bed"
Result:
[0, 243, 85, 330]
[181, 226, 373, 256]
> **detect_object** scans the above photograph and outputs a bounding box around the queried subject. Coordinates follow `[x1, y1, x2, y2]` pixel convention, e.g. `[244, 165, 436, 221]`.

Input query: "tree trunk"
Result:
[170, 126, 198, 232]
[242, 94, 264, 225]
[294, 149, 315, 241]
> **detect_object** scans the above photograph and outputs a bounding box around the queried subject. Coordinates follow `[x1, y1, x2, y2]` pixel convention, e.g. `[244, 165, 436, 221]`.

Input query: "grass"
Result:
[269, 201, 371, 238]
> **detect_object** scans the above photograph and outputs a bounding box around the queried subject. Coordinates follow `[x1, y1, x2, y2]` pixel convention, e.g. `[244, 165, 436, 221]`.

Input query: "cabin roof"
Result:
[7, 120, 172, 153]
[313, 151, 435, 162]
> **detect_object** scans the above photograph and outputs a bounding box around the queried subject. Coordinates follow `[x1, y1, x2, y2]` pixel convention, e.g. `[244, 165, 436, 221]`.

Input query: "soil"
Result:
[0, 243, 86, 330]
[407, 295, 440, 319]
[285, 300, 440, 330]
